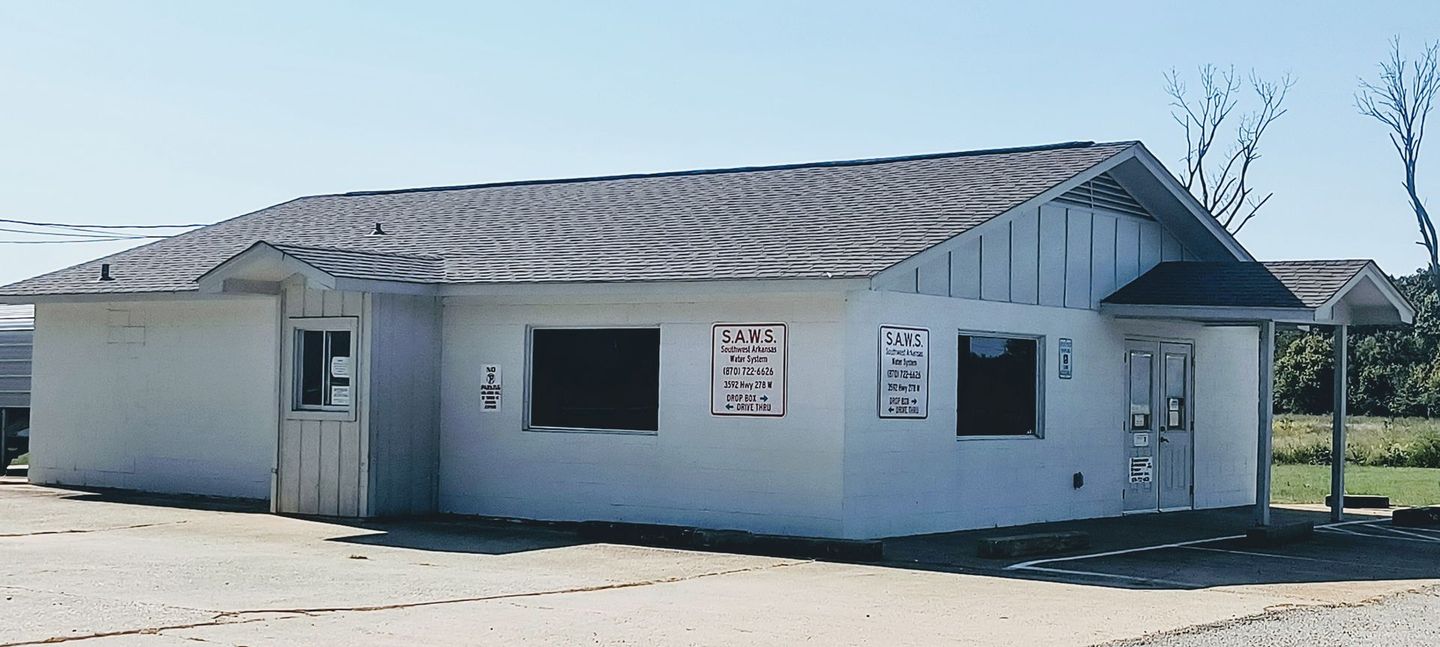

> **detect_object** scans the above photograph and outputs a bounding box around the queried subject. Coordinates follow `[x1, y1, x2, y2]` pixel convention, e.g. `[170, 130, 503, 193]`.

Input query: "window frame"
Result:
[523, 325, 662, 436]
[285, 316, 359, 422]
[955, 330, 1045, 441]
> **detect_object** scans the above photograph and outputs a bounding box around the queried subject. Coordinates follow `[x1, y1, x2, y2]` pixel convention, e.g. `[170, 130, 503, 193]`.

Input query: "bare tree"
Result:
[1165, 65, 1294, 234]
[1357, 38, 1440, 291]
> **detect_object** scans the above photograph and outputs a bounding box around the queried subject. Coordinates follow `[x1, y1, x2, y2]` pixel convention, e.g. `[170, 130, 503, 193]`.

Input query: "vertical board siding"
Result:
[1063, 209, 1093, 309]
[1115, 218, 1142, 286]
[319, 423, 342, 515]
[276, 285, 368, 517]
[338, 427, 361, 517]
[949, 237, 981, 299]
[1036, 205, 1067, 307]
[302, 289, 323, 317]
[1090, 213, 1119, 305]
[299, 420, 321, 514]
[916, 256, 949, 296]
[873, 270, 917, 293]
[979, 228, 1010, 301]
[279, 424, 302, 512]
[1139, 221, 1164, 273]
[365, 293, 442, 517]
[873, 201, 1191, 311]
[1009, 209, 1040, 305]
[1161, 232, 1184, 261]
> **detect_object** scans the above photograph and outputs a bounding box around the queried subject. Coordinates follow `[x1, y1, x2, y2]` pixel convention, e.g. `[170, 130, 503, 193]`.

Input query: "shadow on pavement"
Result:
[325, 516, 584, 555]
[884, 506, 1440, 590]
[22, 484, 1440, 589]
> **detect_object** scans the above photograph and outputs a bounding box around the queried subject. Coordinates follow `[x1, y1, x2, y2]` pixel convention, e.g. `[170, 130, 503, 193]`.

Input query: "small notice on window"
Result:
[879, 325, 928, 419]
[712, 323, 786, 417]
[330, 356, 350, 379]
[1129, 456, 1153, 484]
[480, 363, 502, 412]
[330, 385, 351, 407]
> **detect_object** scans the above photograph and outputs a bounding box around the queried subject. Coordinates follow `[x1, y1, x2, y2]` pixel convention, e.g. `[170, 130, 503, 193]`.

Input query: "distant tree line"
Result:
[1274, 269, 1440, 417]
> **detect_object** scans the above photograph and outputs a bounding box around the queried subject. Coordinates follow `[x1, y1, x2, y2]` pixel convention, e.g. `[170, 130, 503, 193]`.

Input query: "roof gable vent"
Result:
[1054, 173, 1151, 219]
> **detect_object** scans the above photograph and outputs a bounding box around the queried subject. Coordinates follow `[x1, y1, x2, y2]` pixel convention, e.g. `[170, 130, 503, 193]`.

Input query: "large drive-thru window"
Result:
[293, 323, 354, 412]
[528, 328, 660, 432]
[957, 333, 1042, 437]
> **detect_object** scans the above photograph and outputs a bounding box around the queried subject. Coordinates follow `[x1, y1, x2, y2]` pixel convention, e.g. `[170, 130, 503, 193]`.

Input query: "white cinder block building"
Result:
[0, 141, 1414, 538]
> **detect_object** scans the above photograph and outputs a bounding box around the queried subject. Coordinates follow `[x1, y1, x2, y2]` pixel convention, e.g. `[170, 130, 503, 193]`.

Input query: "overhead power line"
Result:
[0, 217, 206, 229]
[0, 237, 152, 244]
[0, 226, 165, 240]
[0, 217, 202, 244]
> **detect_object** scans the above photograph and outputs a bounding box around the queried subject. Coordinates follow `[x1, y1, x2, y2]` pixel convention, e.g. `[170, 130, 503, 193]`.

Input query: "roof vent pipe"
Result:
[368, 222, 388, 236]
[98, 263, 114, 282]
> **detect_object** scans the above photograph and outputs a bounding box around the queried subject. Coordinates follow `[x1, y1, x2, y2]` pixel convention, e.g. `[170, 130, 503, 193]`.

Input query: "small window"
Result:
[957, 334, 1041, 437]
[529, 328, 659, 432]
[295, 328, 353, 411]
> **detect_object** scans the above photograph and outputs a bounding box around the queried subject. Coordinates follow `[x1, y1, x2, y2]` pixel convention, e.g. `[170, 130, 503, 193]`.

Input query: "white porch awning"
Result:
[1100, 259, 1415, 527]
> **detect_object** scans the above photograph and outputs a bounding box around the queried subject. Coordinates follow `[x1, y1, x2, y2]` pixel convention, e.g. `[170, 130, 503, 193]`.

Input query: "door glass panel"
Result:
[1128, 351, 1152, 430]
[1165, 354, 1186, 430]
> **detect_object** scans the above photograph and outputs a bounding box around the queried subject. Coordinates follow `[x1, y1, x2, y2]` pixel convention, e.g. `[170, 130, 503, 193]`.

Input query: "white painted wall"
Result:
[840, 290, 1259, 538]
[438, 291, 847, 537]
[29, 298, 279, 499]
[1192, 325, 1260, 509]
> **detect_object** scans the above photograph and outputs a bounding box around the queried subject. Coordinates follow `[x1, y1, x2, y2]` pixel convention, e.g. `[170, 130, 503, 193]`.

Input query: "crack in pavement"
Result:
[0, 521, 187, 538]
[214, 559, 812, 617]
[0, 560, 811, 646]
[0, 584, 222, 616]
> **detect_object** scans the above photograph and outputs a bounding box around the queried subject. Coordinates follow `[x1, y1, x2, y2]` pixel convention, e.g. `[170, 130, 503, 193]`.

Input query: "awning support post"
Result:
[1330, 324, 1348, 522]
[1255, 320, 1275, 527]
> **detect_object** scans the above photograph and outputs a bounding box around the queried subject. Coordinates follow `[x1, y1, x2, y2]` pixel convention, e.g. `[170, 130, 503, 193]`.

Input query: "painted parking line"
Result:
[1005, 517, 1400, 585]
[1180, 544, 1389, 568]
[1318, 524, 1440, 544]
[1375, 525, 1440, 543]
[1007, 518, 1387, 572]
[1015, 565, 1199, 588]
[1005, 534, 1245, 572]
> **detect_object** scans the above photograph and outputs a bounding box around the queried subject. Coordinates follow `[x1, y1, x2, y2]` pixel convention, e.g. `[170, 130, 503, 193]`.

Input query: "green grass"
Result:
[1272, 463, 1440, 507]
[1273, 414, 1440, 468]
[13, 453, 26, 466]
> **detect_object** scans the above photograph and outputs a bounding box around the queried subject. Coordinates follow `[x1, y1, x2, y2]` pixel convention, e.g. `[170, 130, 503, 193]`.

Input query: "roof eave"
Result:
[1099, 303, 1317, 324]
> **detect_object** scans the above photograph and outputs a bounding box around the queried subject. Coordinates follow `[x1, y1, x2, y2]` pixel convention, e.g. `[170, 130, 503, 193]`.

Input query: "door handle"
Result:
[1159, 437, 1170, 443]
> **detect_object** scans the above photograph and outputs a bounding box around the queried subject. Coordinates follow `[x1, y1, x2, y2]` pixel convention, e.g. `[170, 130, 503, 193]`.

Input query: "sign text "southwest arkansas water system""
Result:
[711, 323, 787, 416]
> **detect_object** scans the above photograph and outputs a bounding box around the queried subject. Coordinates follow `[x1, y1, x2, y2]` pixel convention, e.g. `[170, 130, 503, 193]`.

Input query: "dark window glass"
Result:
[298, 330, 325, 407]
[295, 328, 353, 410]
[530, 328, 660, 432]
[957, 335, 1039, 436]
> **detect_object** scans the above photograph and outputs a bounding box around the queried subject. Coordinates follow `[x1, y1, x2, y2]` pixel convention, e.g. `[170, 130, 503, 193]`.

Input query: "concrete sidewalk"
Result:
[0, 483, 1435, 646]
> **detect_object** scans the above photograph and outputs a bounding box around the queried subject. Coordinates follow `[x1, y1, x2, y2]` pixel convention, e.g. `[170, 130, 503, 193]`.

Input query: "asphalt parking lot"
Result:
[1, 482, 1437, 646]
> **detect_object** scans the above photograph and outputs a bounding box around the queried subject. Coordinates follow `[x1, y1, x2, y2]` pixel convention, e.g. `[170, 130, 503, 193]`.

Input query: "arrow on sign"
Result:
[760, 395, 769, 402]
[726, 403, 734, 410]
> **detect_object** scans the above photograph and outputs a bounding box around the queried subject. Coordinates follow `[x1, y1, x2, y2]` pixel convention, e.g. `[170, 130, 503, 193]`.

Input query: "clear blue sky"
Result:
[3, 1, 1439, 285]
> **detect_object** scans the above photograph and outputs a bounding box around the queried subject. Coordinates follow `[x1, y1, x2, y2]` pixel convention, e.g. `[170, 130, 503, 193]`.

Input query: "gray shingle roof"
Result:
[266, 244, 446, 284]
[1102, 260, 1373, 309]
[0, 141, 1134, 297]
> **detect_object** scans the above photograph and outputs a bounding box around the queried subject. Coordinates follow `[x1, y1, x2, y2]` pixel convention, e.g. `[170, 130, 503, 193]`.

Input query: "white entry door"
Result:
[1123, 339, 1194, 513]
